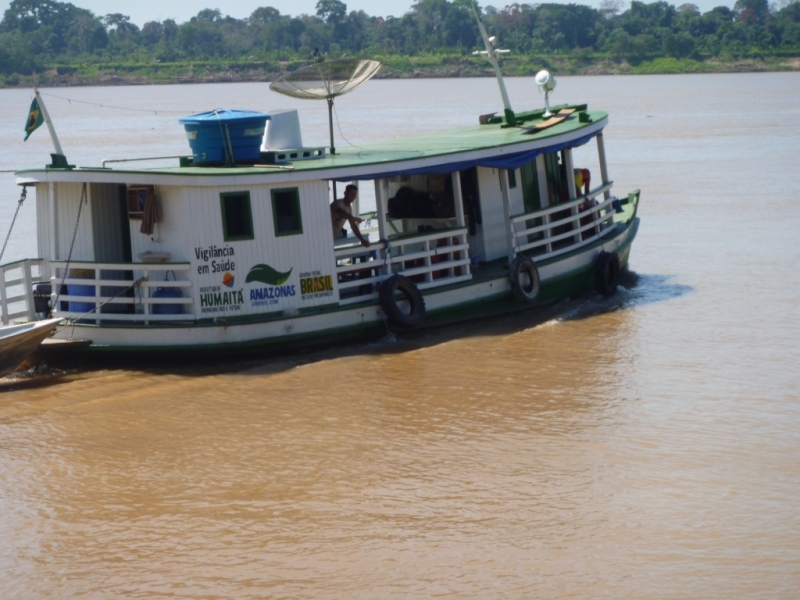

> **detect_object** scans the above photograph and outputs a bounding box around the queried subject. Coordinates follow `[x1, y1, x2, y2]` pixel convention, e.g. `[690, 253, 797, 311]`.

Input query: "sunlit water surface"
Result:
[1, 73, 799, 598]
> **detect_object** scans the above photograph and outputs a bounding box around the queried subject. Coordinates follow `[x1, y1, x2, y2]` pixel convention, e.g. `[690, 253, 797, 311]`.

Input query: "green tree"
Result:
[250, 7, 282, 25]
[411, 0, 450, 51]
[734, 0, 769, 24]
[774, 0, 800, 48]
[532, 4, 602, 51]
[70, 10, 107, 53]
[298, 15, 329, 54]
[316, 0, 347, 24]
[370, 14, 418, 53]
[104, 13, 140, 56]
[1, 0, 103, 55]
[441, 0, 478, 49]
[340, 9, 371, 53]
[0, 0, 798, 85]
[599, 0, 626, 19]
[196, 9, 222, 23]
[145, 19, 180, 61]
[0, 29, 42, 72]
[489, 3, 535, 53]
[664, 29, 696, 55]
[177, 19, 224, 57]
[604, 27, 635, 57]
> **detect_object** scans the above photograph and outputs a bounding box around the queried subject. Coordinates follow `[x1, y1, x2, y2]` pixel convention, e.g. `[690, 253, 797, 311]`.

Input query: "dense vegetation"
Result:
[1, 0, 798, 86]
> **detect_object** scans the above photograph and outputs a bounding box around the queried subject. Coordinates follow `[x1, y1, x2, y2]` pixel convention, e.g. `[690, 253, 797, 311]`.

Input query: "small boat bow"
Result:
[0, 318, 62, 377]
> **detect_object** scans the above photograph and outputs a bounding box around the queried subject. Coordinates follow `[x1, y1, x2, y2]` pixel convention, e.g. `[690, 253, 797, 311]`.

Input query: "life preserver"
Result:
[595, 251, 620, 296]
[509, 254, 540, 303]
[379, 274, 426, 328]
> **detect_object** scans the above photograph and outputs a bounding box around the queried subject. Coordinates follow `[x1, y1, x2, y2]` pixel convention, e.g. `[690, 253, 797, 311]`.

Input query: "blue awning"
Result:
[337, 131, 598, 181]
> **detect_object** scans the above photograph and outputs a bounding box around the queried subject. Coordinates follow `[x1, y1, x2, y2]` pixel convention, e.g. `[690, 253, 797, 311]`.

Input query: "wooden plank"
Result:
[521, 108, 577, 134]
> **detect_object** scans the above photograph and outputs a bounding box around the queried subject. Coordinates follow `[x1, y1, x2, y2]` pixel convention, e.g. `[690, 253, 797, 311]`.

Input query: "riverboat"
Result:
[1, 63, 640, 360]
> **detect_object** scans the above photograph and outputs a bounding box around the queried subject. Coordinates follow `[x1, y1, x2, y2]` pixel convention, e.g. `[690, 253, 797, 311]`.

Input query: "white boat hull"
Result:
[43, 217, 636, 355]
[0, 318, 62, 376]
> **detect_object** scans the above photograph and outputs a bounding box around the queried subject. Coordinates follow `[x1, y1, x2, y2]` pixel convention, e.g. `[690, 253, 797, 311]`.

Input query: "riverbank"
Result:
[2, 53, 799, 88]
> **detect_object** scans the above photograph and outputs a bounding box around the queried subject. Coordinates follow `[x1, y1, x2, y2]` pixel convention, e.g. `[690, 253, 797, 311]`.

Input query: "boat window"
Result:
[220, 191, 254, 241]
[271, 188, 303, 236]
[126, 185, 154, 220]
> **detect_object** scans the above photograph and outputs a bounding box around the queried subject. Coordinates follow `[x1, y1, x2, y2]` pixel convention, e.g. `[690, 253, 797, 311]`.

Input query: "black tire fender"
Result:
[509, 254, 540, 303]
[595, 251, 621, 296]
[379, 274, 426, 328]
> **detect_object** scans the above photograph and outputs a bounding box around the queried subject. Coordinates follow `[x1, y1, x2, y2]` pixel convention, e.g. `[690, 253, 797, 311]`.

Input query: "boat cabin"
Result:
[2, 104, 637, 349]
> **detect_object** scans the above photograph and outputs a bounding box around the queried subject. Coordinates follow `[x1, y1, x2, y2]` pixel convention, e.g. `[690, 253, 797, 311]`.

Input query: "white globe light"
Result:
[535, 69, 556, 93]
[534, 70, 557, 118]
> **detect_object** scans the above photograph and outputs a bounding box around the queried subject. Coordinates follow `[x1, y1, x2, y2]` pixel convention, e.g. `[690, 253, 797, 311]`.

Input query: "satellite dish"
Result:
[270, 58, 381, 155]
[535, 69, 557, 118]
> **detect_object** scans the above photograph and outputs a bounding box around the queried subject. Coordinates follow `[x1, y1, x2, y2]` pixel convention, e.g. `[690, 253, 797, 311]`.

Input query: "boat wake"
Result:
[553, 270, 691, 323]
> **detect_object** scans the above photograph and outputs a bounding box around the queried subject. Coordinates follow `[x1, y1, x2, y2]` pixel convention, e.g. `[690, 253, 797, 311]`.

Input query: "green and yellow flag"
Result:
[24, 97, 44, 141]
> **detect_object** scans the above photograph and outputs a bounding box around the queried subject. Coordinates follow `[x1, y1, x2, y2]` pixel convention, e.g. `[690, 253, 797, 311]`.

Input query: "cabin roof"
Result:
[15, 107, 608, 186]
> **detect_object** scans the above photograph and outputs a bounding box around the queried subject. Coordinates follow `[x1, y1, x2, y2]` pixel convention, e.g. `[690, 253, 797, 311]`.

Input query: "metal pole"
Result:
[327, 97, 336, 155]
[34, 89, 64, 157]
[471, 3, 515, 126]
[596, 133, 611, 201]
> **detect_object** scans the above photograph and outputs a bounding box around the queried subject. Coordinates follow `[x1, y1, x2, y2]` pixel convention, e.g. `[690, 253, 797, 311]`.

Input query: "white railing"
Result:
[50, 261, 195, 324]
[334, 227, 471, 306]
[334, 244, 384, 305]
[0, 258, 47, 325]
[511, 183, 619, 262]
[385, 228, 472, 289]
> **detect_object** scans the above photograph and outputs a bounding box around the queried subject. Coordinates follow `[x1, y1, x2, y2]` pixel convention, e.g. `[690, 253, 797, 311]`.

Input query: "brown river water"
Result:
[1, 73, 799, 598]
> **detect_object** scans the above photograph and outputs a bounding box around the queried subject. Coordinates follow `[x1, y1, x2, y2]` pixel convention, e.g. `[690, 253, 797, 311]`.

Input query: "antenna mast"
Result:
[471, 2, 515, 126]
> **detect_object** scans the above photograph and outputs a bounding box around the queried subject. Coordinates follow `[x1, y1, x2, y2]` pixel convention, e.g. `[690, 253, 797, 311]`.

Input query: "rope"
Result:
[0, 186, 27, 264]
[50, 183, 87, 316]
[332, 104, 368, 152]
[37, 90, 196, 115]
[213, 110, 236, 167]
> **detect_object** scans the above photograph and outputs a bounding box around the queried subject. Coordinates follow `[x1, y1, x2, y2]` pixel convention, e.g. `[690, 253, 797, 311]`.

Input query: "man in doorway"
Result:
[331, 184, 370, 247]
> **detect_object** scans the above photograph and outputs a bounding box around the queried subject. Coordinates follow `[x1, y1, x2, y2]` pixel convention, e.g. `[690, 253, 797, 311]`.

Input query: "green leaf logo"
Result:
[245, 264, 293, 285]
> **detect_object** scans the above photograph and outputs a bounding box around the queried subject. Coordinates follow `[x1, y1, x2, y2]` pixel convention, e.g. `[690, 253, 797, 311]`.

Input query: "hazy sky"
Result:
[0, 0, 735, 27]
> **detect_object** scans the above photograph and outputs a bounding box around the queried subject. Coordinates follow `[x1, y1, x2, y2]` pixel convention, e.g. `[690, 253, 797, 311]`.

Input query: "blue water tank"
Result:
[179, 109, 268, 166]
[152, 286, 182, 315]
[68, 283, 95, 314]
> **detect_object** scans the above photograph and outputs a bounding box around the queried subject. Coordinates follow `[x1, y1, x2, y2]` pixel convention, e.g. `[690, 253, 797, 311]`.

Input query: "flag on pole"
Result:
[24, 97, 44, 141]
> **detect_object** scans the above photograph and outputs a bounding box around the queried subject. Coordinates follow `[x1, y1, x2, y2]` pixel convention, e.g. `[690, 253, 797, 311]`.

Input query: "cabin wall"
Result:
[133, 180, 337, 320]
[35, 183, 52, 262]
[45, 182, 95, 262]
[473, 167, 510, 263]
[128, 186, 177, 262]
[45, 182, 128, 264]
